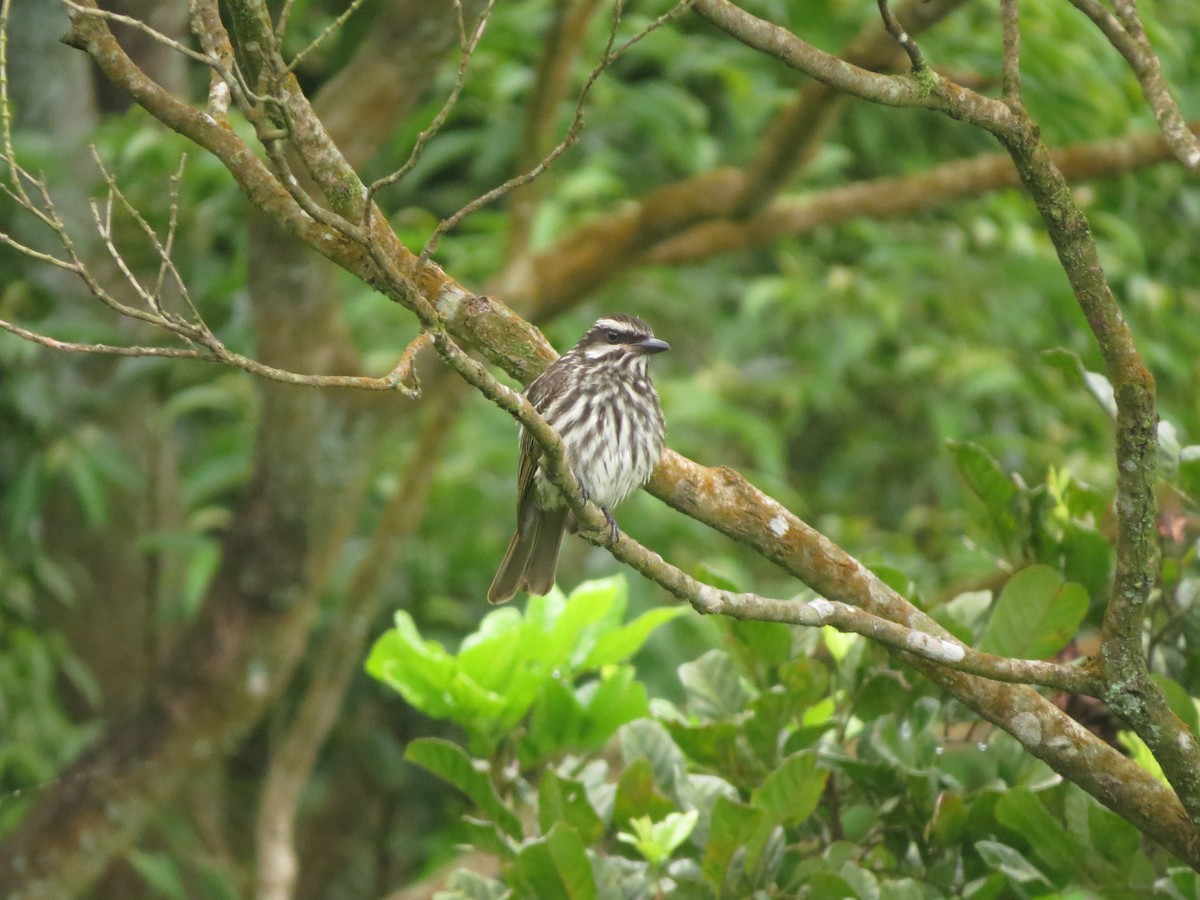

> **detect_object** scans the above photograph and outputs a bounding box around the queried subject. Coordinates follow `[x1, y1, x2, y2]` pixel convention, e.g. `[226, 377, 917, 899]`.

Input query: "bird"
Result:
[488, 314, 669, 604]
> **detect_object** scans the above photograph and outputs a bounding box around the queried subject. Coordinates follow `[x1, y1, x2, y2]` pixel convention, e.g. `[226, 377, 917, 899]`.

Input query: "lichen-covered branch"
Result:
[1069, 0, 1200, 172]
[692, 0, 1200, 841]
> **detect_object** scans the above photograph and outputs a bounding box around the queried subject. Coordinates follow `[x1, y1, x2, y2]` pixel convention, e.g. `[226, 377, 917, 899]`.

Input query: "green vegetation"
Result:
[1, 0, 1199, 896]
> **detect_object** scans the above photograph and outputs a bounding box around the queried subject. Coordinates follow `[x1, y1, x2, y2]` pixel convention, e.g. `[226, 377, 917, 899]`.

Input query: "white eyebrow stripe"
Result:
[593, 317, 627, 332]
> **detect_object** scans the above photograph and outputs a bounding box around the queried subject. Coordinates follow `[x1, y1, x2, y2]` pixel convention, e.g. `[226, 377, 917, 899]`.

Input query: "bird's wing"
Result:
[515, 359, 568, 525]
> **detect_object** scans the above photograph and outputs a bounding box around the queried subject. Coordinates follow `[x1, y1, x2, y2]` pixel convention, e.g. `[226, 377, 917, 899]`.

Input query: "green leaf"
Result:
[550, 578, 621, 664]
[539, 770, 604, 845]
[403, 738, 522, 839]
[443, 867, 509, 900]
[577, 665, 650, 750]
[580, 605, 686, 670]
[750, 750, 827, 827]
[127, 849, 185, 900]
[948, 440, 1020, 550]
[365, 613, 458, 718]
[526, 677, 587, 760]
[665, 719, 750, 785]
[995, 789, 1084, 878]
[617, 810, 698, 866]
[974, 840, 1051, 885]
[613, 757, 676, 827]
[701, 795, 770, 886]
[506, 823, 595, 900]
[544, 823, 596, 900]
[980, 565, 1087, 659]
[619, 719, 687, 788]
[728, 618, 794, 672]
[1150, 673, 1200, 738]
[1042, 348, 1117, 417]
[678, 649, 750, 720]
[926, 791, 967, 848]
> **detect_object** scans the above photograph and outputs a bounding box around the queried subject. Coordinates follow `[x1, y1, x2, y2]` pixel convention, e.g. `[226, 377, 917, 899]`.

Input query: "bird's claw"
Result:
[602, 507, 618, 544]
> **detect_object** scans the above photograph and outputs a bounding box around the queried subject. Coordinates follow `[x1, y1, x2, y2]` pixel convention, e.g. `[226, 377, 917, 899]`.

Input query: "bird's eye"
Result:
[606, 330, 621, 343]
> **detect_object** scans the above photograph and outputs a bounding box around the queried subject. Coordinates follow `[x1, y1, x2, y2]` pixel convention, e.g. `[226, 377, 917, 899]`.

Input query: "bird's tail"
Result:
[487, 506, 568, 604]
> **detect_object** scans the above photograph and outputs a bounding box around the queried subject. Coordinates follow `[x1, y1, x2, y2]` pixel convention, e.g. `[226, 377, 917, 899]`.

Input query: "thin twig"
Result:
[0, 318, 429, 393]
[275, 0, 297, 39]
[876, 0, 926, 72]
[284, 0, 371, 74]
[89, 147, 201, 328]
[366, 0, 498, 204]
[387, 331, 434, 398]
[1000, 0, 1022, 108]
[60, 0, 213, 65]
[0, 320, 206, 359]
[0, 0, 32, 207]
[418, 0, 696, 265]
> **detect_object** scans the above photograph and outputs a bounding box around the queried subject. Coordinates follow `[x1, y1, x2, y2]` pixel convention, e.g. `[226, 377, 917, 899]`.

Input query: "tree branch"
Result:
[646, 124, 1193, 264]
[1069, 0, 1200, 172]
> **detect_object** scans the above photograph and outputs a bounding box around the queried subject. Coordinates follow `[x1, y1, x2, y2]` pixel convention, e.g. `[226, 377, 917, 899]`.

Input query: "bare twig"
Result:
[0, 0, 31, 207]
[1000, 0, 1021, 108]
[876, 0, 926, 73]
[508, 0, 608, 256]
[0, 321, 203, 359]
[60, 0, 213, 64]
[284, 0, 371, 74]
[418, 0, 697, 265]
[275, 0, 297, 39]
[366, 0, 498, 203]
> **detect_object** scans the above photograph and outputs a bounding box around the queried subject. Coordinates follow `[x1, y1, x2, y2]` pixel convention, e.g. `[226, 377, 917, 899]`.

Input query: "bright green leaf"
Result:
[403, 738, 522, 839]
[980, 565, 1088, 659]
[580, 605, 686, 670]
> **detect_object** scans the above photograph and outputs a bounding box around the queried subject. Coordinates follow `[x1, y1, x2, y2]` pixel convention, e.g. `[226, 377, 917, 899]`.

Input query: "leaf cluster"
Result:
[370, 577, 1198, 898]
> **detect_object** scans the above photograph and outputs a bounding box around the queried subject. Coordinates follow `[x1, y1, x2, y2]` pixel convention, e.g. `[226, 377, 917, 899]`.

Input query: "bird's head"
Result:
[576, 314, 670, 361]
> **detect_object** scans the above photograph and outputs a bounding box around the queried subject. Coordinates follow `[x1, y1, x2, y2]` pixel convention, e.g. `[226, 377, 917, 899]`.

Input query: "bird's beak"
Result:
[634, 337, 670, 354]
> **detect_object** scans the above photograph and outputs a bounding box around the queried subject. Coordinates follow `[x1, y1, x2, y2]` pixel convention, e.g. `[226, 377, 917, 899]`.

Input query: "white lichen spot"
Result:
[807, 598, 835, 621]
[695, 584, 722, 614]
[1011, 711, 1042, 746]
[1046, 735, 1077, 755]
[1180, 730, 1197, 751]
[936, 638, 966, 662]
[1188, 148, 1200, 168]
[201, 113, 218, 127]
[768, 514, 789, 537]
[898, 31, 910, 43]
[905, 630, 964, 661]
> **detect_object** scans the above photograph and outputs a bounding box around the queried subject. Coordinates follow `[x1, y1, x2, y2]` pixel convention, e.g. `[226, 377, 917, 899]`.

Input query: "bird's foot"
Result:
[602, 506, 618, 544]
